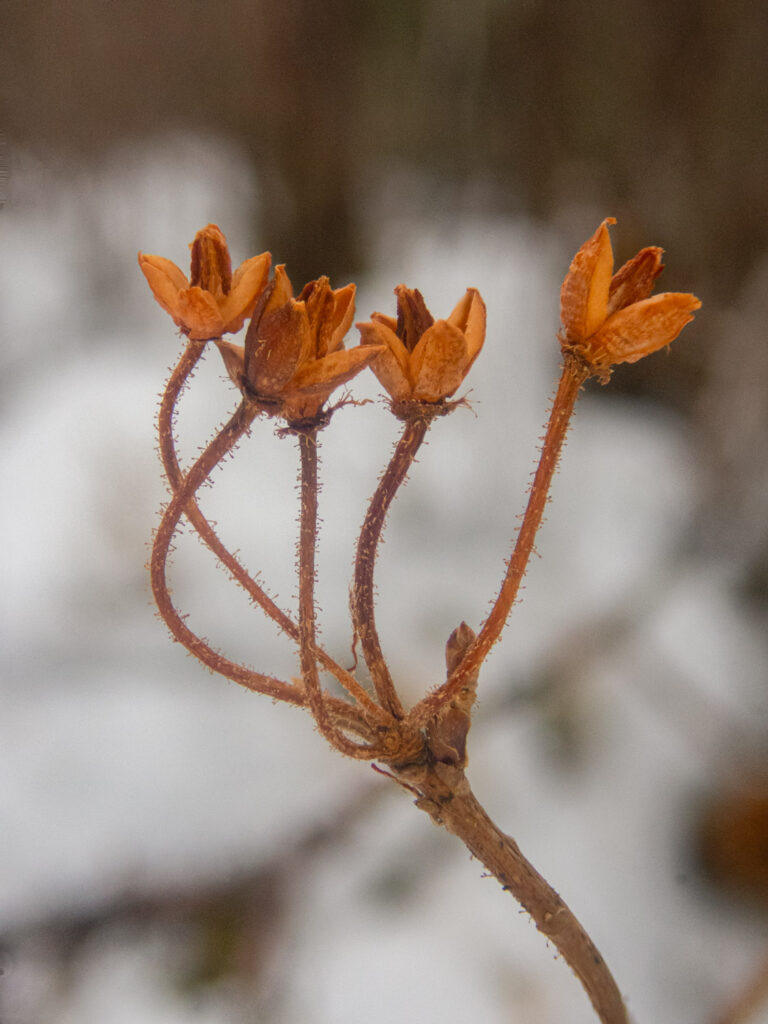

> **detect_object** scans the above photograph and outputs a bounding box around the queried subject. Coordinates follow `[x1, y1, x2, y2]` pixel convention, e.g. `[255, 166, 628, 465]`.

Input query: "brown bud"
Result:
[426, 622, 479, 768]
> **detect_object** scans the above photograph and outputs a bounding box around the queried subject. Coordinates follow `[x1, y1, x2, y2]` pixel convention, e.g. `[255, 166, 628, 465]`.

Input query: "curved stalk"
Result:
[159, 341, 383, 719]
[412, 357, 590, 725]
[352, 415, 431, 716]
[298, 430, 381, 758]
[152, 399, 302, 704]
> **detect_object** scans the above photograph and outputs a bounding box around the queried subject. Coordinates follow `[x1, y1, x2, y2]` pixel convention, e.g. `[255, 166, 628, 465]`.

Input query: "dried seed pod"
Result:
[559, 218, 700, 377]
[139, 224, 271, 340]
[357, 285, 486, 404]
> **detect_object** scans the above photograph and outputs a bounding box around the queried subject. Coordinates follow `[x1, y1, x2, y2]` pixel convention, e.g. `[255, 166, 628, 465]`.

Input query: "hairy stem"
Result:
[412, 357, 589, 724]
[152, 399, 302, 704]
[405, 762, 628, 1024]
[298, 430, 381, 758]
[154, 415, 373, 741]
[158, 341, 384, 721]
[352, 415, 431, 716]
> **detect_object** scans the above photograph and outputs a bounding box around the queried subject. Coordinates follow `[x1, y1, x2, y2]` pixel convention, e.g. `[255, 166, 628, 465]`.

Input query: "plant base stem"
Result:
[398, 760, 629, 1024]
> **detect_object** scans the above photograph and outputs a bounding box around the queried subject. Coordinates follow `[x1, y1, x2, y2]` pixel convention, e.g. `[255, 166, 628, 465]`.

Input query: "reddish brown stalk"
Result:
[158, 341, 384, 721]
[411, 356, 590, 725]
[155, 346, 376, 737]
[156, 421, 375, 733]
[401, 761, 629, 1024]
[151, 399, 302, 705]
[297, 429, 383, 759]
[352, 414, 432, 716]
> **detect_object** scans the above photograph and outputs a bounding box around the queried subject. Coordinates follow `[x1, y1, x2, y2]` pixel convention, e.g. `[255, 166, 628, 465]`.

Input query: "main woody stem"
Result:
[398, 760, 629, 1024]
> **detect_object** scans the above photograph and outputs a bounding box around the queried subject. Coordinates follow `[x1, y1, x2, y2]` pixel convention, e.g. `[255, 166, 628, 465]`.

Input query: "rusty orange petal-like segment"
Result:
[606, 247, 664, 318]
[247, 303, 311, 394]
[303, 279, 349, 360]
[265, 265, 295, 313]
[138, 254, 189, 319]
[230, 252, 272, 294]
[140, 253, 189, 292]
[220, 252, 272, 331]
[175, 288, 226, 340]
[447, 288, 475, 330]
[325, 283, 357, 355]
[591, 292, 701, 366]
[411, 320, 470, 402]
[370, 312, 398, 333]
[291, 345, 381, 397]
[449, 287, 486, 365]
[289, 300, 317, 370]
[302, 277, 335, 353]
[358, 320, 413, 401]
[560, 218, 615, 343]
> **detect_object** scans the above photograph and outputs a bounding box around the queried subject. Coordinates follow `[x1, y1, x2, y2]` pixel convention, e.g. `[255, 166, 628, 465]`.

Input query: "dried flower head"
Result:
[559, 218, 701, 377]
[357, 285, 486, 405]
[218, 265, 381, 423]
[139, 224, 271, 341]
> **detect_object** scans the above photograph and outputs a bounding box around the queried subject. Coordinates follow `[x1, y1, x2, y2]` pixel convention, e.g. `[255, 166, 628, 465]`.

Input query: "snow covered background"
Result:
[2, 135, 768, 1024]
